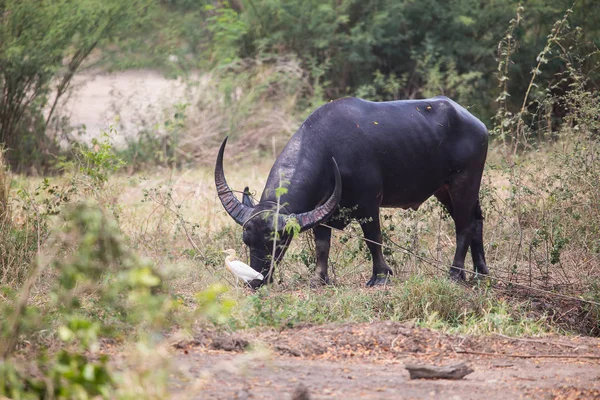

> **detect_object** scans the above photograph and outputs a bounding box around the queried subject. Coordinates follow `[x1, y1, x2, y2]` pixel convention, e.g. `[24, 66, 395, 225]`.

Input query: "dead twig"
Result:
[492, 333, 578, 349]
[454, 349, 600, 359]
[405, 362, 474, 380]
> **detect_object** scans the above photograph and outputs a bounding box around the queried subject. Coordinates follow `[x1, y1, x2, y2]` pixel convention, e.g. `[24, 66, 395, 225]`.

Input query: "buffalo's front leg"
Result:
[311, 225, 332, 286]
[361, 212, 393, 287]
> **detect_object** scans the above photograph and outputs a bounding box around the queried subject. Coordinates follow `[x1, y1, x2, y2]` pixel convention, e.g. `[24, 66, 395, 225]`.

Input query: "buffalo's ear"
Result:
[242, 186, 255, 207]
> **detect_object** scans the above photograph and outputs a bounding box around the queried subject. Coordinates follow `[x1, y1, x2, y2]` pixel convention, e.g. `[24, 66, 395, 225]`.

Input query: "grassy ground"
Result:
[97, 144, 600, 337]
[5, 139, 599, 332]
[2, 137, 599, 398]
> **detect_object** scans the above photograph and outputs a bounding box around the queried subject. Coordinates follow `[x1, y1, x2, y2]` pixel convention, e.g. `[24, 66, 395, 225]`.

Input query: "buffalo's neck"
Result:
[260, 166, 325, 214]
[260, 133, 329, 214]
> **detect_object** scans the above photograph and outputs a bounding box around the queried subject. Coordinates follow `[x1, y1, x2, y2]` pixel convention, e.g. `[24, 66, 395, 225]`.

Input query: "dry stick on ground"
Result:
[454, 349, 600, 360]
[492, 333, 578, 349]
[405, 363, 474, 380]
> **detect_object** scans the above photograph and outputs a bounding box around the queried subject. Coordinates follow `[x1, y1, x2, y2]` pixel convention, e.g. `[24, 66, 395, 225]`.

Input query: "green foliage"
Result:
[3, 0, 600, 173]
[186, 0, 599, 124]
[75, 129, 126, 187]
[0, 361, 45, 399]
[355, 70, 406, 102]
[0, 201, 171, 398]
[205, 4, 248, 65]
[0, 130, 176, 397]
[284, 217, 301, 240]
[50, 350, 112, 399]
[7, 127, 125, 279]
[195, 283, 236, 325]
[0, 0, 151, 171]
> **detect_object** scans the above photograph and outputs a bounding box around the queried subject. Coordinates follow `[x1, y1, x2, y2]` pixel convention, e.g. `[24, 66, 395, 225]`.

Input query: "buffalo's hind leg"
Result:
[470, 200, 489, 276]
[361, 211, 393, 287]
[310, 225, 332, 287]
[435, 184, 488, 281]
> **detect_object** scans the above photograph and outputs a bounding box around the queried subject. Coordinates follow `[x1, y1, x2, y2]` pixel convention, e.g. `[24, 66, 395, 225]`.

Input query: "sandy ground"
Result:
[170, 322, 600, 399]
[59, 70, 201, 146]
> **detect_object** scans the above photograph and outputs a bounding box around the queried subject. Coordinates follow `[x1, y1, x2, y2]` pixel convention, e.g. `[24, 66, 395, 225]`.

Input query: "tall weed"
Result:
[118, 55, 317, 170]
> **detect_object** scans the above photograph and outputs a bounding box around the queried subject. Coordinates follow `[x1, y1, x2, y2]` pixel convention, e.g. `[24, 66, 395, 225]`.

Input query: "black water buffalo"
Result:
[215, 96, 489, 288]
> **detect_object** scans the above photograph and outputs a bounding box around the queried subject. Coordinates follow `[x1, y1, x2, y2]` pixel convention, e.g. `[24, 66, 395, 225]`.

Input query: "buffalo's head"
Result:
[215, 137, 341, 288]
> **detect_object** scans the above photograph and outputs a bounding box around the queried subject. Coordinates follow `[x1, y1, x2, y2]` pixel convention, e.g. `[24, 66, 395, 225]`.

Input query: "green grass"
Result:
[2, 119, 599, 400]
[216, 275, 550, 336]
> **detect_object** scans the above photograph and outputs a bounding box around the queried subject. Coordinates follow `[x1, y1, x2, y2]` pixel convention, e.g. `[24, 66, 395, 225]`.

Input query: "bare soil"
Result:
[171, 322, 600, 399]
[60, 70, 201, 145]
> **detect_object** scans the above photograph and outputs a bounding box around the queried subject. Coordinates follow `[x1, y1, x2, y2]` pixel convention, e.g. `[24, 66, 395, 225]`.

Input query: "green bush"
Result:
[0, 201, 170, 398]
[224, 0, 600, 122]
[0, 0, 151, 172]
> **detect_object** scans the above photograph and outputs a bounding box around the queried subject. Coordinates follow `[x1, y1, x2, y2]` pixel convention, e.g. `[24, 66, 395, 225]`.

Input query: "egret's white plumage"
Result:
[223, 249, 264, 283]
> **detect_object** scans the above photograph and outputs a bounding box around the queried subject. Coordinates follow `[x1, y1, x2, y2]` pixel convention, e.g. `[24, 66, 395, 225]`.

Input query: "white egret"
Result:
[223, 249, 264, 284]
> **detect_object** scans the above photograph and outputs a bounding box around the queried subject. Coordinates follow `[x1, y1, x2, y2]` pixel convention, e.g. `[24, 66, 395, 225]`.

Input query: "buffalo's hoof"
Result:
[310, 275, 330, 288]
[366, 272, 392, 287]
[474, 264, 489, 276]
[472, 268, 492, 286]
[448, 268, 466, 282]
[247, 279, 264, 290]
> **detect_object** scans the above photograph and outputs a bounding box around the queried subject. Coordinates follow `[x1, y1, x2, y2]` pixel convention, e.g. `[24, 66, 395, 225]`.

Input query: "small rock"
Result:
[211, 335, 249, 352]
[291, 383, 310, 400]
[235, 385, 252, 400]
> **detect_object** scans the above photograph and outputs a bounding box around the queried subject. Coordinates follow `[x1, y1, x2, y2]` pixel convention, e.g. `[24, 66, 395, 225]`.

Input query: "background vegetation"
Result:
[0, 0, 599, 398]
[2, 0, 600, 171]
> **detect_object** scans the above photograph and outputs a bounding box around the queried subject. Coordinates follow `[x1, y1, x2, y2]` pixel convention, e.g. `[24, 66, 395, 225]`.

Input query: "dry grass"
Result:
[5, 130, 595, 337]
[176, 57, 310, 165]
[0, 149, 8, 221]
[114, 142, 600, 291]
[107, 58, 599, 307]
[106, 136, 600, 334]
[0, 151, 39, 286]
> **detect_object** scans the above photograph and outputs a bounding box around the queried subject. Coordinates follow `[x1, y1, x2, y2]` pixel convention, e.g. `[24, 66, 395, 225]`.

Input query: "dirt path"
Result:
[171, 322, 600, 399]
[60, 70, 202, 145]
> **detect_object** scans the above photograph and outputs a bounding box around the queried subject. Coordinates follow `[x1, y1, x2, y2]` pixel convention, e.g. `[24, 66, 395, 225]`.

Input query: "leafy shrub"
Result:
[0, 201, 169, 398]
[0, 0, 151, 172]
[0, 151, 37, 286]
[118, 55, 314, 169]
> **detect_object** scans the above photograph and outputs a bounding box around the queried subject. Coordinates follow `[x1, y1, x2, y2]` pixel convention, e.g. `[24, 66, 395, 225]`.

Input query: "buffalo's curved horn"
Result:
[288, 158, 342, 232]
[215, 137, 253, 225]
